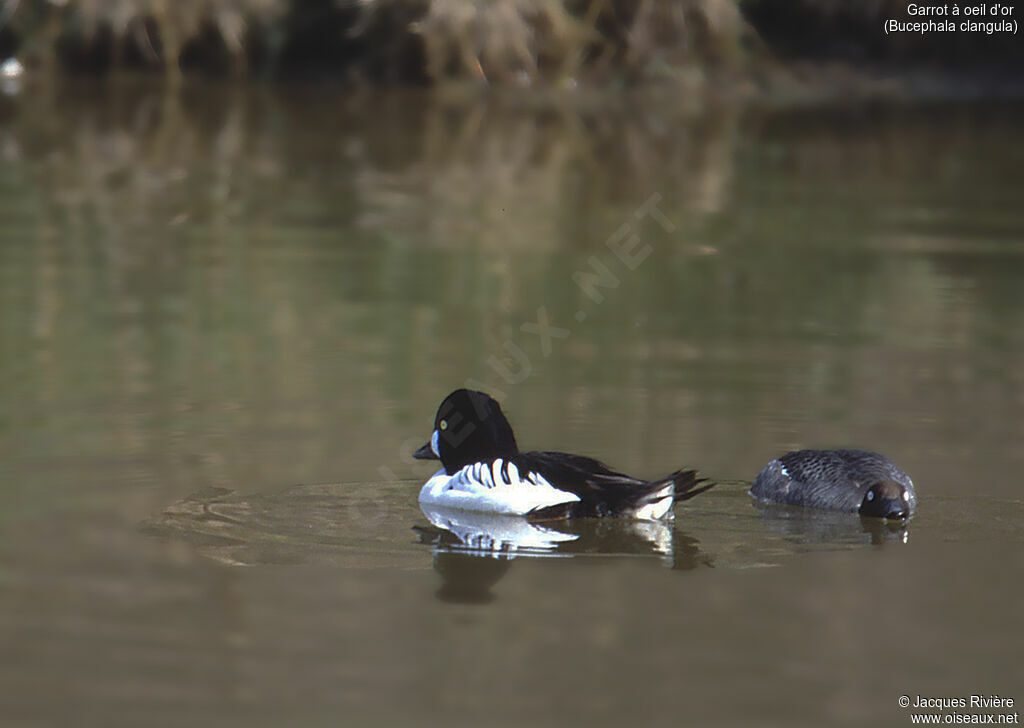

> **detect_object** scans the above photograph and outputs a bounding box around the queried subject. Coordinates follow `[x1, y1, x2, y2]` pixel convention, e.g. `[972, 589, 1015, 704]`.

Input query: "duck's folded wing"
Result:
[773, 451, 867, 511]
[758, 454, 860, 511]
[514, 451, 687, 519]
[513, 450, 643, 489]
[786, 476, 868, 511]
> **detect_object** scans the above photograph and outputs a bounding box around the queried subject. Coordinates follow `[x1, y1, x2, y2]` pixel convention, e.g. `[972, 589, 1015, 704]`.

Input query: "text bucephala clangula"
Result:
[412, 389, 713, 521]
[750, 449, 917, 519]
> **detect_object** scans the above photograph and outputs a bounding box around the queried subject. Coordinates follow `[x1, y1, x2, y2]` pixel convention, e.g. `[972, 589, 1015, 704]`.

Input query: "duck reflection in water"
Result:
[414, 503, 712, 604]
[750, 500, 912, 547]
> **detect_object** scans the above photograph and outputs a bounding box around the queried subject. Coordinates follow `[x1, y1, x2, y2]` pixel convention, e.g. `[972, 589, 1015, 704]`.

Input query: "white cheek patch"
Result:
[430, 429, 440, 457]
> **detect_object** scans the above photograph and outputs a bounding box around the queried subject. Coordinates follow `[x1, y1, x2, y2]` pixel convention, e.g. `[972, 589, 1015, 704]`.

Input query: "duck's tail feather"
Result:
[667, 469, 715, 503]
[634, 470, 715, 519]
[632, 479, 676, 520]
[634, 469, 715, 519]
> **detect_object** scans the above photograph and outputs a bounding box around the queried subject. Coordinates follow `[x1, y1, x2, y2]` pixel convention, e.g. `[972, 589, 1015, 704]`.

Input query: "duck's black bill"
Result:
[413, 441, 438, 460]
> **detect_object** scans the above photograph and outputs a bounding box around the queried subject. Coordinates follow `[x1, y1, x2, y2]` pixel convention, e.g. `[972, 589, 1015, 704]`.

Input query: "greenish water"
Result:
[1, 82, 1022, 727]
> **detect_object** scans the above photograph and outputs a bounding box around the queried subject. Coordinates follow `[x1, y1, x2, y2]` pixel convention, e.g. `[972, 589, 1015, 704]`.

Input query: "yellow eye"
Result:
[439, 420, 448, 431]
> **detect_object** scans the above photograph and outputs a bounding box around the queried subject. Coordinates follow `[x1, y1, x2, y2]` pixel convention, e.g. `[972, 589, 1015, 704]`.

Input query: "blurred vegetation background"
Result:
[0, 0, 1019, 87]
[1, 6, 1022, 723]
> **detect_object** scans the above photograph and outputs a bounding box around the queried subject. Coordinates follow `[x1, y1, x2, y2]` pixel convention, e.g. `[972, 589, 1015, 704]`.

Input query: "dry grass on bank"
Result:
[1, 0, 756, 83]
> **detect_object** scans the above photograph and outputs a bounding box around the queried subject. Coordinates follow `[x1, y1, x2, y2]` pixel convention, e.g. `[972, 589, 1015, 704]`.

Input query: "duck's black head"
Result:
[413, 389, 519, 474]
[858, 479, 913, 520]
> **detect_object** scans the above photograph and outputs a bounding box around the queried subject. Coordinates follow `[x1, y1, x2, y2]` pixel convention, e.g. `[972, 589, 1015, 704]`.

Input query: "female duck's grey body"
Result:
[751, 449, 916, 519]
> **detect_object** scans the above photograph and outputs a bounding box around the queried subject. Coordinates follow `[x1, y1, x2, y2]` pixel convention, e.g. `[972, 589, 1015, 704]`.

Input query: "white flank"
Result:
[419, 460, 580, 516]
[632, 482, 675, 521]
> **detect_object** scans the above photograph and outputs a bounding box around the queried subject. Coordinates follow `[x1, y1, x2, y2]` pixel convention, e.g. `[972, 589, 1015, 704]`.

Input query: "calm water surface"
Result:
[1, 82, 1022, 727]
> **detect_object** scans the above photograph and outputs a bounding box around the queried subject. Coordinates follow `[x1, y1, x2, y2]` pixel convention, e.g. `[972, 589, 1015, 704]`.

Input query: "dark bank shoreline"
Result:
[0, 1, 1020, 98]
